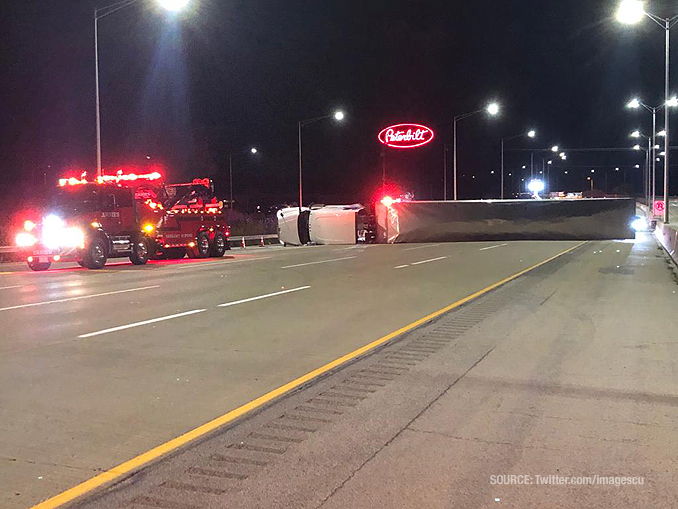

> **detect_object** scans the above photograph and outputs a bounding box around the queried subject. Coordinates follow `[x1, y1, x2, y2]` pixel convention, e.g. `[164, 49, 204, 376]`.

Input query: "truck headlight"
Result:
[16, 232, 38, 247]
[62, 227, 85, 248]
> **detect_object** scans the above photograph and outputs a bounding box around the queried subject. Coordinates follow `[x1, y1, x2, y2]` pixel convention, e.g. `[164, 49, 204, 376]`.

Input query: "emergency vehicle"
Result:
[15, 171, 231, 271]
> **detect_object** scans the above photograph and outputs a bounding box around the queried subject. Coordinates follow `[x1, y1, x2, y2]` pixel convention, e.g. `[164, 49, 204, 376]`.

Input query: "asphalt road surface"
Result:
[0, 240, 612, 508]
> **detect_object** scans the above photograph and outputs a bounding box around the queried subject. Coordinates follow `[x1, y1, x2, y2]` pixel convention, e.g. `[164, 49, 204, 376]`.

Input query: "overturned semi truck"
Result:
[278, 198, 637, 246]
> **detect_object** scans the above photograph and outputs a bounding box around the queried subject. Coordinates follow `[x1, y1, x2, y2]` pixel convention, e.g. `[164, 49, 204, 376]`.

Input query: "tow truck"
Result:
[15, 171, 231, 271]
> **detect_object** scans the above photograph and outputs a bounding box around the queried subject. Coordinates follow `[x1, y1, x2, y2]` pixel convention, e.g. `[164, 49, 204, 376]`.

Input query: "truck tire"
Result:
[28, 260, 51, 271]
[210, 232, 227, 257]
[130, 238, 150, 265]
[83, 237, 108, 269]
[188, 232, 211, 259]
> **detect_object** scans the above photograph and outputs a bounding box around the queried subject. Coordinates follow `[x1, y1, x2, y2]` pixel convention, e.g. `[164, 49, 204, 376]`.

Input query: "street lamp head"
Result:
[667, 97, 678, 107]
[527, 130, 536, 138]
[657, 130, 667, 137]
[486, 102, 500, 116]
[158, 0, 190, 12]
[630, 130, 641, 138]
[626, 98, 641, 109]
[547, 160, 553, 165]
[334, 111, 345, 121]
[560, 153, 567, 160]
[551, 145, 559, 152]
[616, 0, 645, 25]
[635, 164, 640, 168]
[633, 144, 641, 150]
[250, 147, 258, 154]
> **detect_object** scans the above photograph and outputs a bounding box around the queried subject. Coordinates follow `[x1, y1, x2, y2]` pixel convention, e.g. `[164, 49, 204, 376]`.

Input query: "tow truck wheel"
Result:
[210, 232, 227, 257]
[130, 238, 150, 265]
[28, 260, 51, 271]
[188, 232, 211, 259]
[83, 238, 108, 270]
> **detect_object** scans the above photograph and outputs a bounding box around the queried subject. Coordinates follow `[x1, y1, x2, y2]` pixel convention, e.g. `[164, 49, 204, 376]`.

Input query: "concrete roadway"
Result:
[1, 240, 583, 508]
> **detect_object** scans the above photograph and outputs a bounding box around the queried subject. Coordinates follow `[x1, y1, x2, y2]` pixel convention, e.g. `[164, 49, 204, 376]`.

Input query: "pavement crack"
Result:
[0, 455, 103, 473]
[404, 428, 564, 452]
[315, 345, 497, 509]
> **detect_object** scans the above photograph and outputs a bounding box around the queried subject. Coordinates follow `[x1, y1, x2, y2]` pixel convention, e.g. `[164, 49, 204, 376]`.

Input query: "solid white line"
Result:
[0, 285, 22, 291]
[411, 256, 448, 266]
[218, 286, 311, 307]
[0, 285, 160, 312]
[78, 309, 206, 338]
[479, 243, 508, 251]
[394, 265, 410, 269]
[281, 257, 356, 269]
[405, 244, 441, 251]
[172, 257, 272, 269]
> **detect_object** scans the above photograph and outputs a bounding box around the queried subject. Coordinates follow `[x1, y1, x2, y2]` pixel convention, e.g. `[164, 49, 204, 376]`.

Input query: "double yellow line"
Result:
[31, 241, 585, 509]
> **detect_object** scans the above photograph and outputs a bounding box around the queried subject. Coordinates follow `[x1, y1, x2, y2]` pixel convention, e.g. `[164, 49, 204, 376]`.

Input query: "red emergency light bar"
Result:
[59, 171, 163, 187]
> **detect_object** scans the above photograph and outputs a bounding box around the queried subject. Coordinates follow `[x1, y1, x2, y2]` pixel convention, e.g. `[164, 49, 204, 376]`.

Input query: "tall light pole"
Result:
[229, 147, 259, 210]
[453, 102, 500, 201]
[94, 0, 191, 177]
[298, 111, 345, 212]
[501, 129, 536, 200]
[631, 130, 653, 206]
[625, 98, 677, 209]
[617, 0, 678, 223]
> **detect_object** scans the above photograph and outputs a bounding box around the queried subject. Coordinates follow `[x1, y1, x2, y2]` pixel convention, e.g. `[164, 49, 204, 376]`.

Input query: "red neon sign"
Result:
[378, 123, 435, 149]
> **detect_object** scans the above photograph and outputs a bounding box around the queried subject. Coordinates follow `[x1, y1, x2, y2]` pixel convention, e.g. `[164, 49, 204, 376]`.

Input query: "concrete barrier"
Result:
[654, 221, 678, 265]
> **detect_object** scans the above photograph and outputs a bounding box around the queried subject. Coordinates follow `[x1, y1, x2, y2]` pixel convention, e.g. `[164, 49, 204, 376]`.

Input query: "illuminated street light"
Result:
[630, 130, 641, 138]
[633, 144, 641, 150]
[527, 130, 536, 138]
[627, 98, 641, 109]
[667, 97, 678, 107]
[657, 130, 666, 136]
[547, 160, 552, 165]
[527, 179, 545, 199]
[635, 164, 641, 168]
[334, 111, 346, 121]
[616, 0, 645, 24]
[655, 144, 661, 149]
[452, 101, 501, 200]
[158, 0, 191, 11]
[551, 145, 559, 152]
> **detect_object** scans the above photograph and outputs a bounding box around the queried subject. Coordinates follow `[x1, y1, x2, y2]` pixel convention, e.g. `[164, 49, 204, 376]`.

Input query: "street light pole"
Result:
[95, 13, 102, 177]
[664, 19, 670, 223]
[452, 102, 500, 201]
[298, 120, 303, 211]
[93, 0, 190, 178]
[617, 2, 678, 222]
[298, 111, 345, 212]
[229, 153, 233, 210]
[500, 130, 536, 200]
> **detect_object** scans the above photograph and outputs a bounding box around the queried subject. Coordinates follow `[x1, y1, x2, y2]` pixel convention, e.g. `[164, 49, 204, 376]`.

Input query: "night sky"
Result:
[1, 0, 678, 210]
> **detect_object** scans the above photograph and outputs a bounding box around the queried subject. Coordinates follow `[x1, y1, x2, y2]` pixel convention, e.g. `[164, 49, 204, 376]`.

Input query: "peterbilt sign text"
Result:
[378, 124, 435, 149]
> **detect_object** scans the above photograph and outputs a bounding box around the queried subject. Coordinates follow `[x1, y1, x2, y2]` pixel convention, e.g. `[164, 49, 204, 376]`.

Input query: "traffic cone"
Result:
[260, 235, 265, 247]
[241, 237, 246, 249]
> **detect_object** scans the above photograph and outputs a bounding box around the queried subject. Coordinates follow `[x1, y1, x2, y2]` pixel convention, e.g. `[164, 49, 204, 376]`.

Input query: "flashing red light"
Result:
[59, 171, 163, 187]
[378, 124, 435, 149]
[381, 196, 396, 208]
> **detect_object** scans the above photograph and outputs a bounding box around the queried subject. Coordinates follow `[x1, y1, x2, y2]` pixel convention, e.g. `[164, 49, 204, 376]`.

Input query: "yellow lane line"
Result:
[31, 241, 586, 509]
